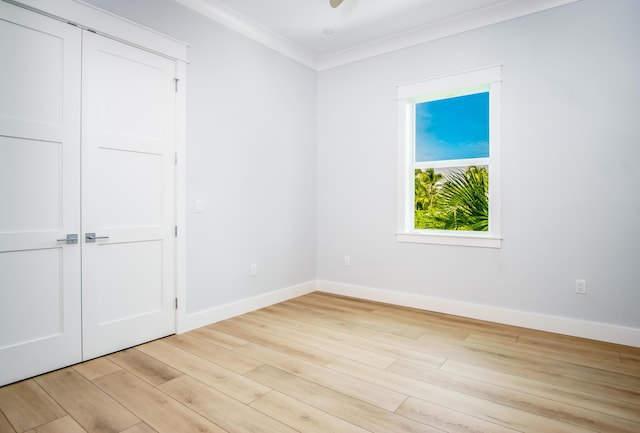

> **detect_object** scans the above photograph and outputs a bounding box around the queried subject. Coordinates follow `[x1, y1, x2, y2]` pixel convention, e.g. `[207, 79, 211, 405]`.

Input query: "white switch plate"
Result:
[195, 199, 205, 213]
[575, 279, 586, 294]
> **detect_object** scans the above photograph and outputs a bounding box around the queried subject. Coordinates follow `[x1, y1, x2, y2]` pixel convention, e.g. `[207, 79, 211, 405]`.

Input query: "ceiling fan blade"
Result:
[330, 0, 344, 8]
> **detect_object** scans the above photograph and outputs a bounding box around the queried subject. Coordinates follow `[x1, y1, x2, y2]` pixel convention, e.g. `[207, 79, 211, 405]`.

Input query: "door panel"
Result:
[95, 52, 167, 145]
[81, 31, 176, 360]
[0, 137, 62, 232]
[0, 13, 64, 127]
[95, 241, 164, 325]
[0, 2, 82, 386]
[0, 249, 64, 347]
[95, 148, 164, 228]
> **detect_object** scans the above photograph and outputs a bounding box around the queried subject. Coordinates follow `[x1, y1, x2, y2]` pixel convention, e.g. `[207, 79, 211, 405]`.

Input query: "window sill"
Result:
[396, 231, 502, 248]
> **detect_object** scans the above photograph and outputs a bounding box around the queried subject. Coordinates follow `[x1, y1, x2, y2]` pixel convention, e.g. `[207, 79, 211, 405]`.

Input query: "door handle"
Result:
[85, 233, 109, 243]
[56, 234, 78, 244]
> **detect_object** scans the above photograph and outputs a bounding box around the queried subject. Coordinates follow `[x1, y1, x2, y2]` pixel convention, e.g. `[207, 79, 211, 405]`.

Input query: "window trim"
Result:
[396, 65, 502, 248]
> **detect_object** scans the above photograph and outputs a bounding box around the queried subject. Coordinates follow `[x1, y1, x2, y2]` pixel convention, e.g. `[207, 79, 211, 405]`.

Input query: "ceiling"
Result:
[174, 0, 579, 70]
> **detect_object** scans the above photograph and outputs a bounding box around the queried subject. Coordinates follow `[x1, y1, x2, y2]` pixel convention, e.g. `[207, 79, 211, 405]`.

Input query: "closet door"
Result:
[0, 2, 82, 385]
[81, 31, 177, 360]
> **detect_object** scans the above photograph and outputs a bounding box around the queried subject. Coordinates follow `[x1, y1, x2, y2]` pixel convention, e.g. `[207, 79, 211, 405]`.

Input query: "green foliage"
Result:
[414, 166, 488, 232]
[414, 168, 443, 211]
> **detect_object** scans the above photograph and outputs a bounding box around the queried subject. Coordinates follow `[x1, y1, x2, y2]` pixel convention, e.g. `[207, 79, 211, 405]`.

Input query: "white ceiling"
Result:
[174, 0, 579, 70]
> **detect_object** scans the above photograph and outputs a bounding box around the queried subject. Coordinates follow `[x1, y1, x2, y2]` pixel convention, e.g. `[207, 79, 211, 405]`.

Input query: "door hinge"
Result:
[174, 78, 179, 92]
[174, 225, 178, 237]
[174, 152, 178, 165]
[175, 298, 178, 310]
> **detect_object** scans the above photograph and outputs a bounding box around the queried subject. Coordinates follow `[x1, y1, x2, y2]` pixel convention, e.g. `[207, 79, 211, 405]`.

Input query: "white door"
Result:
[0, 2, 82, 386]
[81, 32, 177, 360]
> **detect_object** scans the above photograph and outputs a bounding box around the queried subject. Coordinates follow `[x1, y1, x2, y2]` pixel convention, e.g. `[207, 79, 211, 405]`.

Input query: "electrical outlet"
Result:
[575, 279, 586, 294]
[250, 264, 257, 276]
[344, 255, 351, 266]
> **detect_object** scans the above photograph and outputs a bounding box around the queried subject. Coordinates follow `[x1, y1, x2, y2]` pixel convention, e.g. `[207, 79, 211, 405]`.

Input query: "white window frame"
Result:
[396, 65, 502, 248]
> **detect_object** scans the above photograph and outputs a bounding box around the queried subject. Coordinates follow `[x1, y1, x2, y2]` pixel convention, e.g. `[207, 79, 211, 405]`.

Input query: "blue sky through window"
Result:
[415, 92, 489, 162]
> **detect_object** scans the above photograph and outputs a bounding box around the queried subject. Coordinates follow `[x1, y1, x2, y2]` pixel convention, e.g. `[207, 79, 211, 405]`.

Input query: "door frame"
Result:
[8, 0, 189, 333]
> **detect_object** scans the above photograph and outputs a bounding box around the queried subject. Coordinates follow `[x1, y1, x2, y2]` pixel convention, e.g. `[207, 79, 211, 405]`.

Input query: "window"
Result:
[397, 66, 502, 248]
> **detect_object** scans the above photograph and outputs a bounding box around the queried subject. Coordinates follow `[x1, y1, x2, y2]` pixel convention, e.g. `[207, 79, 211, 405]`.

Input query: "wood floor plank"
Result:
[290, 293, 377, 315]
[118, 423, 157, 433]
[250, 390, 371, 433]
[465, 332, 519, 345]
[136, 340, 269, 404]
[515, 334, 622, 362]
[457, 341, 640, 399]
[0, 411, 16, 433]
[236, 342, 407, 412]
[74, 358, 122, 381]
[252, 307, 446, 368]
[511, 330, 640, 357]
[372, 305, 520, 341]
[34, 368, 140, 433]
[246, 364, 441, 433]
[370, 301, 530, 337]
[448, 336, 640, 388]
[283, 296, 431, 339]
[234, 312, 397, 369]
[440, 360, 640, 424]
[333, 312, 427, 340]
[0, 380, 66, 432]
[259, 302, 326, 324]
[266, 301, 381, 339]
[94, 371, 226, 433]
[23, 415, 87, 433]
[163, 334, 262, 374]
[396, 396, 520, 433]
[306, 314, 380, 338]
[370, 308, 487, 341]
[312, 293, 513, 341]
[158, 375, 298, 433]
[329, 356, 620, 433]
[374, 331, 640, 404]
[307, 291, 381, 309]
[413, 353, 640, 408]
[108, 348, 183, 387]
[621, 353, 640, 370]
[210, 319, 338, 366]
[285, 298, 425, 338]
[188, 327, 249, 350]
[466, 333, 640, 378]
[374, 329, 512, 367]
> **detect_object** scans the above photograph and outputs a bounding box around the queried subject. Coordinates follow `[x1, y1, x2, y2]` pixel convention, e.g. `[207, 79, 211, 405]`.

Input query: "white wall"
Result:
[83, 0, 640, 338]
[83, 0, 318, 314]
[317, 0, 640, 330]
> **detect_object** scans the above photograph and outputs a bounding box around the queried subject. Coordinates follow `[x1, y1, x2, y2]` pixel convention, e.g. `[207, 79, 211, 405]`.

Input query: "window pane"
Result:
[414, 165, 488, 232]
[415, 92, 489, 162]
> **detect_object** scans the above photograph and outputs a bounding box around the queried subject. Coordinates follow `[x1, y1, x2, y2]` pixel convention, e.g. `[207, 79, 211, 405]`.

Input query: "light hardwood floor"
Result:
[1, 292, 639, 433]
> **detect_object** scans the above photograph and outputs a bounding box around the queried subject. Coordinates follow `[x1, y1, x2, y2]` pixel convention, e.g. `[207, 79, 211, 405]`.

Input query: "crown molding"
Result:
[317, 0, 581, 70]
[174, 0, 318, 69]
[175, 0, 580, 71]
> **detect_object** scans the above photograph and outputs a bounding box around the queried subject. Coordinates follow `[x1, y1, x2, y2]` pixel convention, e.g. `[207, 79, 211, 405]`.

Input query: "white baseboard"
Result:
[177, 279, 640, 347]
[178, 281, 316, 333]
[316, 280, 640, 348]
